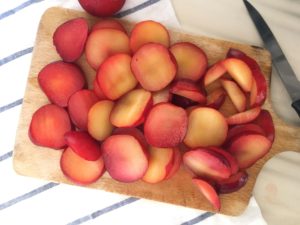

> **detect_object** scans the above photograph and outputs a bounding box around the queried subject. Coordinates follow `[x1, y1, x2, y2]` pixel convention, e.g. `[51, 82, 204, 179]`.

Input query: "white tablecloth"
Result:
[0, 1, 267, 224]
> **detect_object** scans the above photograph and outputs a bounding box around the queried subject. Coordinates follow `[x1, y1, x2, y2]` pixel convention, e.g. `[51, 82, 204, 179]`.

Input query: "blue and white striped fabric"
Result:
[0, 1, 267, 224]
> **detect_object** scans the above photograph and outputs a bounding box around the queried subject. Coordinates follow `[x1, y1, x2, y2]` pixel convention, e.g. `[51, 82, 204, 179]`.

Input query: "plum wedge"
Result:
[110, 88, 152, 127]
[101, 134, 149, 182]
[53, 17, 88, 62]
[130, 20, 170, 52]
[227, 133, 272, 169]
[68, 89, 99, 130]
[184, 107, 228, 148]
[131, 43, 177, 91]
[29, 104, 72, 149]
[183, 148, 232, 181]
[60, 147, 105, 185]
[170, 42, 207, 81]
[142, 146, 175, 184]
[85, 28, 130, 70]
[144, 103, 188, 148]
[38, 61, 85, 107]
[97, 54, 138, 100]
[87, 100, 115, 141]
[192, 178, 221, 211]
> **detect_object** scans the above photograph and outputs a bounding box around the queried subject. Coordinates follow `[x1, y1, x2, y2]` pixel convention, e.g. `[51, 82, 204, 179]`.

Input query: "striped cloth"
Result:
[0, 1, 267, 224]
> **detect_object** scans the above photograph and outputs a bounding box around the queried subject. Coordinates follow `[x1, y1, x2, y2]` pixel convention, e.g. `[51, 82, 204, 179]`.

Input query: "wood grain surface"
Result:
[13, 7, 300, 216]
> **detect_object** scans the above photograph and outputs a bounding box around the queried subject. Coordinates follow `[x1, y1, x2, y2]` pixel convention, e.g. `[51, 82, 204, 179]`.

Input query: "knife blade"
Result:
[243, 0, 300, 117]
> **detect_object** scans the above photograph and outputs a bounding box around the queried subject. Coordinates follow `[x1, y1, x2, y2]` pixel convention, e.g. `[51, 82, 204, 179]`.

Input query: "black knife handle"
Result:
[292, 99, 300, 118]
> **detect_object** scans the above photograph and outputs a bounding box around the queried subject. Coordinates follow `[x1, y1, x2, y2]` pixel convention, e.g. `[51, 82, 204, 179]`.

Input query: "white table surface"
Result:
[1, 0, 300, 225]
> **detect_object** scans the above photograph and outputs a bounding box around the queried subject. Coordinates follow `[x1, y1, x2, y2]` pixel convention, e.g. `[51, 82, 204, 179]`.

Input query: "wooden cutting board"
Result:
[13, 7, 300, 216]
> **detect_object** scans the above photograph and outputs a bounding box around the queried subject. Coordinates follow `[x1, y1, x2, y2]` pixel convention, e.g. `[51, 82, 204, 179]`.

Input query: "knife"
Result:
[243, 0, 300, 117]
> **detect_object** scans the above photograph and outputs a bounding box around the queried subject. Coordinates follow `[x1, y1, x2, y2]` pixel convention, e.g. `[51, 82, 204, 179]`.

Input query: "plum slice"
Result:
[227, 134, 272, 169]
[226, 107, 261, 125]
[220, 78, 246, 112]
[64, 131, 101, 161]
[91, 19, 126, 33]
[207, 147, 239, 175]
[204, 61, 226, 87]
[170, 79, 206, 104]
[110, 88, 152, 128]
[215, 171, 248, 194]
[87, 100, 114, 141]
[29, 104, 72, 149]
[221, 58, 253, 92]
[68, 89, 99, 130]
[165, 147, 181, 180]
[170, 42, 208, 81]
[85, 28, 130, 70]
[97, 53, 138, 100]
[53, 17, 88, 62]
[142, 146, 174, 184]
[131, 43, 177, 91]
[152, 87, 171, 105]
[227, 48, 267, 107]
[144, 103, 188, 148]
[101, 134, 148, 182]
[206, 88, 226, 109]
[130, 20, 170, 52]
[38, 61, 85, 107]
[60, 147, 105, 185]
[184, 107, 228, 148]
[183, 148, 231, 181]
[253, 109, 275, 142]
[192, 178, 221, 211]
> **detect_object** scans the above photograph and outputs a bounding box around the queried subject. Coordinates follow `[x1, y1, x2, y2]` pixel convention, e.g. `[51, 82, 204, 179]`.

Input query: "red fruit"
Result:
[29, 104, 72, 149]
[97, 54, 137, 100]
[113, 127, 148, 150]
[221, 58, 253, 92]
[142, 146, 175, 184]
[144, 103, 188, 148]
[152, 87, 172, 105]
[204, 61, 226, 87]
[207, 147, 239, 175]
[87, 100, 114, 141]
[68, 89, 99, 130]
[64, 131, 101, 161]
[227, 48, 267, 107]
[85, 28, 130, 70]
[225, 123, 266, 145]
[253, 110, 275, 142]
[170, 79, 206, 104]
[130, 20, 170, 53]
[215, 171, 248, 194]
[184, 107, 228, 148]
[227, 134, 272, 169]
[171, 94, 198, 109]
[170, 42, 208, 81]
[60, 147, 105, 185]
[164, 147, 181, 180]
[131, 43, 177, 91]
[101, 134, 148, 182]
[206, 88, 226, 109]
[92, 78, 107, 100]
[91, 19, 126, 33]
[38, 61, 85, 107]
[78, 0, 125, 17]
[110, 88, 152, 127]
[192, 178, 221, 211]
[183, 148, 231, 181]
[220, 78, 246, 112]
[53, 17, 88, 62]
[226, 107, 261, 125]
